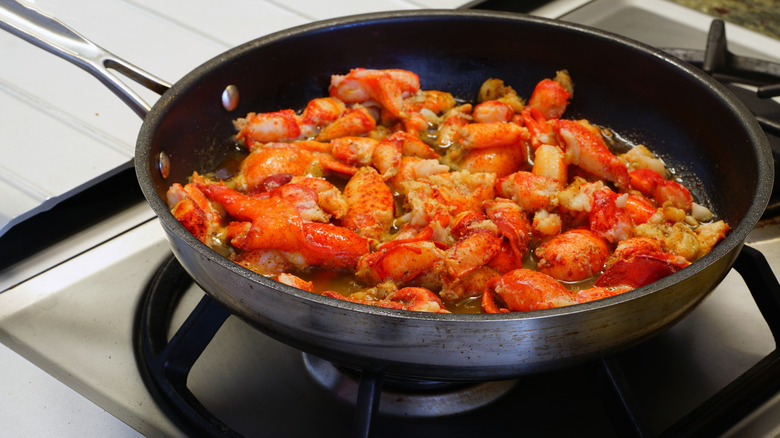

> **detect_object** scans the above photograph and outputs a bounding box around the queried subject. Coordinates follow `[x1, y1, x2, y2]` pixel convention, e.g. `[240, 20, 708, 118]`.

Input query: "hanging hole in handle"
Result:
[222, 85, 239, 111]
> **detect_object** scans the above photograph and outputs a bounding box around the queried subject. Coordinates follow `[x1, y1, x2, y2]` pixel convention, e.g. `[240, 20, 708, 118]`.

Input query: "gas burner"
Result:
[135, 245, 780, 438]
[303, 354, 517, 417]
[133, 255, 524, 437]
[663, 20, 780, 218]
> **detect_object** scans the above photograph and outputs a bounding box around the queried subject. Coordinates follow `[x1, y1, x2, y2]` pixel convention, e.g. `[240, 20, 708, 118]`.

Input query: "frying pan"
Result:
[1, 2, 771, 381]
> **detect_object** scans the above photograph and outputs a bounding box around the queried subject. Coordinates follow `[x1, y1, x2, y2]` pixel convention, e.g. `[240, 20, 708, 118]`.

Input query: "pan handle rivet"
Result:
[222, 85, 239, 111]
[158, 151, 171, 179]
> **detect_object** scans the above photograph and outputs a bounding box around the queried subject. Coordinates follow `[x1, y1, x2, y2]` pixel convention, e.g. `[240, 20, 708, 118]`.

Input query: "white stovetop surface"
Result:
[3, 0, 780, 437]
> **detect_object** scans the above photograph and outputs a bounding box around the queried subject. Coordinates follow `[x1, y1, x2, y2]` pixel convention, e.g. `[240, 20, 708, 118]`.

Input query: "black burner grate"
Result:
[134, 244, 780, 438]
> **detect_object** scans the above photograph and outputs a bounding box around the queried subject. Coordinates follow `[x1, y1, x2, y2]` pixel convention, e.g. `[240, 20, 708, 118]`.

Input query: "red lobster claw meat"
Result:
[166, 67, 729, 314]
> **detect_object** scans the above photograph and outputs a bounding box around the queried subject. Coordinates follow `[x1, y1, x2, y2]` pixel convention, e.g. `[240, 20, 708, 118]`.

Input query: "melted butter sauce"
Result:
[198, 104, 707, 314]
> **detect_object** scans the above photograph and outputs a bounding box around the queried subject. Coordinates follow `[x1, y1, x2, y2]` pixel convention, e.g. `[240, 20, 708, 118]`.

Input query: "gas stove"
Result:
[2, 1, 780, 437]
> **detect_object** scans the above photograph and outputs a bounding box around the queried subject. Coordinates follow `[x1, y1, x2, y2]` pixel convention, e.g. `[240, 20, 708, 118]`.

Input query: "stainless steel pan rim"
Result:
[137, 9, 771, 324]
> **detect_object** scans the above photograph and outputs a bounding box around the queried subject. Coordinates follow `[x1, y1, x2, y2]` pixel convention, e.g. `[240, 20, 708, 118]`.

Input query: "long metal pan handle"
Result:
[0, 0, 171, 119]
